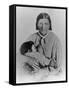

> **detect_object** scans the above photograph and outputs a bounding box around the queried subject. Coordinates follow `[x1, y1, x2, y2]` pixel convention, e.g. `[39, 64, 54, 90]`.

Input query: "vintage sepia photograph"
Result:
[9, 5, 67, 85]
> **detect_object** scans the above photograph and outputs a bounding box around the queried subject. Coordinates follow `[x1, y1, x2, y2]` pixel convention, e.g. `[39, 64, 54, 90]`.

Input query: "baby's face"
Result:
[32, 45, 36, 52]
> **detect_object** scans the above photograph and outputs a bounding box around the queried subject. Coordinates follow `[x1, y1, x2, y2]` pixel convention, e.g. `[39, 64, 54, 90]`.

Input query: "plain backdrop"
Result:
[0, 0, 69, 89]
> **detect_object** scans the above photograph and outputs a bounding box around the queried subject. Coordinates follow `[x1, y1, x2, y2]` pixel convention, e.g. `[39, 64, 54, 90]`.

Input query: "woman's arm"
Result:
[49, 38, 62, 71]
[25, 51, 51, 66]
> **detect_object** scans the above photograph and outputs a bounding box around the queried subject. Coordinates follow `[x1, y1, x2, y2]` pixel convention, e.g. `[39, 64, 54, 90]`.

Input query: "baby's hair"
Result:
[20, 41, 34, 55]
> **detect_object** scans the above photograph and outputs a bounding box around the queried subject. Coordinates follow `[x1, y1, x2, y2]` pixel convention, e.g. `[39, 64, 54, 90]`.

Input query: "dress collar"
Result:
[38, 32, 49, 39]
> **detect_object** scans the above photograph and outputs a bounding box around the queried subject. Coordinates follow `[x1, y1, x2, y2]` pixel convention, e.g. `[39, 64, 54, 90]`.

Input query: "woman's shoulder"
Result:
[26, 32, 39, 42]
[49, 31, 60, 41]
[48, 31, 61, 46]
[48, 31, 57, 37]
[29, 32, 38, 37]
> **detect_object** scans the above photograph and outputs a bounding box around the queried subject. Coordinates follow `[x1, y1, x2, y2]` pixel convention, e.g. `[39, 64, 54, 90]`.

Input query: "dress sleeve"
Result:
[49, 37, 62, 70]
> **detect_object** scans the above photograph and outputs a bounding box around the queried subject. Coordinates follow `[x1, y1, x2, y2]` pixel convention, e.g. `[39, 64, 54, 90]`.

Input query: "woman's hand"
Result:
[37, 53, 50, 66]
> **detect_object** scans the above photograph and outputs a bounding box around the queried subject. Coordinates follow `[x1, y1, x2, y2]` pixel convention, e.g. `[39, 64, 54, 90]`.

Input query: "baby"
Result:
[20, 41, 40, 72]
[20, 41, 61, 75]
[20, 41, 49, 73]
[20, 41, 58, 74]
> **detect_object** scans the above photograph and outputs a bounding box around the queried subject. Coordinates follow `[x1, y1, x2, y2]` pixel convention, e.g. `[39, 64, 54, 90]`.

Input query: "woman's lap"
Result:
[16, 53, 39, 76]
[16, 53, 63, 83]
[16, 53, 48, 82]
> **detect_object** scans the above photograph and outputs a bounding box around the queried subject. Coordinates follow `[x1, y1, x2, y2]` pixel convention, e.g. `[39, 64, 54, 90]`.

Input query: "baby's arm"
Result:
[25, 52, 51, 66]
[25, 52, 37, 59]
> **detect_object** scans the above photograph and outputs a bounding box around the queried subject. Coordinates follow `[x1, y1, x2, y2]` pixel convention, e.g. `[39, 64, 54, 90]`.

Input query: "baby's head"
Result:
[20, 41, 36, 55]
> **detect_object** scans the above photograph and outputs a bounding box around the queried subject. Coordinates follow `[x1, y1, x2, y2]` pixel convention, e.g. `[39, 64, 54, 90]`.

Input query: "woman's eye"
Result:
[45, 23, 49, 25]
[39, 23, 42, 25]
[45, 23, 47, 24]
[44, 23, 47, 25]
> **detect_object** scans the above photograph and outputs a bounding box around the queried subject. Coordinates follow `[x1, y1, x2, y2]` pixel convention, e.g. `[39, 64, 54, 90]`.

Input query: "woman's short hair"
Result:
[36, 13, 52, 30]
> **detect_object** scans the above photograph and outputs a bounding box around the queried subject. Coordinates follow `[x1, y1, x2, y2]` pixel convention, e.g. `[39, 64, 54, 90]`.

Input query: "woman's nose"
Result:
[42, 24, 46, 28]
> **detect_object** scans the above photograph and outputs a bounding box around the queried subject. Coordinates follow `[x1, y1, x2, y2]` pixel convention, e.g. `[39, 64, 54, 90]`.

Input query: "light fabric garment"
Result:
[26, 31, 62, 69]
[16, 31, 63, 83]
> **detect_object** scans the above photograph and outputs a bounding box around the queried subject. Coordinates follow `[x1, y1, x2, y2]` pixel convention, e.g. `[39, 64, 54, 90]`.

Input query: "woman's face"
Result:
[37, 18, 50, 35]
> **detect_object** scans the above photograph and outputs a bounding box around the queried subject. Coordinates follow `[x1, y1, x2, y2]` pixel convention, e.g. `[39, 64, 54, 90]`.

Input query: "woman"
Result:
[20, 13, 62, 75]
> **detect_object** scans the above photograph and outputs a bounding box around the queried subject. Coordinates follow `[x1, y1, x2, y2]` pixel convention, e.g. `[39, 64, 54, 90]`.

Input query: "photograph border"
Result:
[9, 4, 68, 85]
